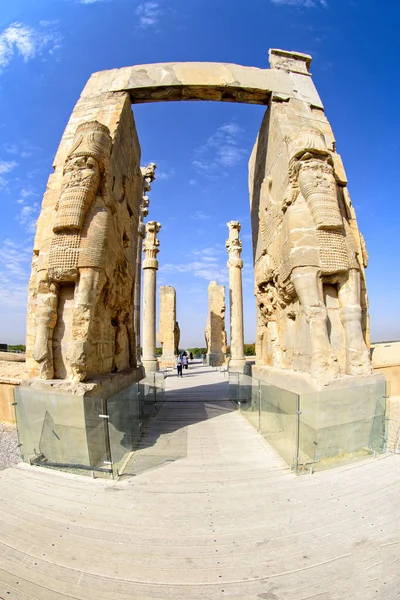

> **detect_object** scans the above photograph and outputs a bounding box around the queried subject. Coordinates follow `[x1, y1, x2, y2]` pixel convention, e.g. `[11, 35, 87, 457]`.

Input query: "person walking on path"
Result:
[182, 354, 188, 370]
[176, 354, 183, 377]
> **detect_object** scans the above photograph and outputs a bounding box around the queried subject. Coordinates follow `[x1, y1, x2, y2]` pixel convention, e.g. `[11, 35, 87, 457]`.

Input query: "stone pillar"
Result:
[226, 221, 246, 372]
[134, 163, 156, 366]
[142, 221, 161, 373]
[133, 221, 146, 366]
[158, 286, 177, 368]
[205, 281, 226, 367]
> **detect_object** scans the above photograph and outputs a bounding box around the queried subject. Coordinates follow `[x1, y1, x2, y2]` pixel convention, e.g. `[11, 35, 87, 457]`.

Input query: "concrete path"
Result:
[0, 362, 400, 599]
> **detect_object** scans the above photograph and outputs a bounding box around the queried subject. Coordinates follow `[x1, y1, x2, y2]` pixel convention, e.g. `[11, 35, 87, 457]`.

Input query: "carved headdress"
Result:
[66, 121, 112, 172]
[287, 128, 331, 164]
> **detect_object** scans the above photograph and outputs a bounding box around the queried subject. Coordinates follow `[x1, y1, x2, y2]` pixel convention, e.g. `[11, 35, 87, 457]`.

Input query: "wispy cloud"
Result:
[191, 211, 210, 221]
[157, 167, 175, 181]
[270, 0, 327, 6]
[13, 186, 40, 233]
[0, 159, 18, 188]
[17, 202, 40, 233]
[193, 122, 248, 176]
[160, 246, 228, 283]
[136, 2, 162, 28]
[3, 140, 41, 158]
[0, 22, 62, 72]
[0, 239, 31, 308]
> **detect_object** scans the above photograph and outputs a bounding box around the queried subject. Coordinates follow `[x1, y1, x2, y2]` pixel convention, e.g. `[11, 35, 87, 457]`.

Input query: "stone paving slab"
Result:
[0, 363, 399, 599]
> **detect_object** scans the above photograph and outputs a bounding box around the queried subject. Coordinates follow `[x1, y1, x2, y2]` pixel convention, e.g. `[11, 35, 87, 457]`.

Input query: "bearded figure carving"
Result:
[254, 127, 372, 383]
[30, 120, 137, 382]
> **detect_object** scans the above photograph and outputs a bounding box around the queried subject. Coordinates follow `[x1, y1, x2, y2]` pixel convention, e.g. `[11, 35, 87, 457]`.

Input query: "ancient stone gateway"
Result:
[20, 48, 380, 469]
[26, 48, 328, 383]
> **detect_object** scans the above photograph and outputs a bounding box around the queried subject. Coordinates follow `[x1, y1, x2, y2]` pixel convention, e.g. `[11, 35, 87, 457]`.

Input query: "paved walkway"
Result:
[0, 363, 400, 599]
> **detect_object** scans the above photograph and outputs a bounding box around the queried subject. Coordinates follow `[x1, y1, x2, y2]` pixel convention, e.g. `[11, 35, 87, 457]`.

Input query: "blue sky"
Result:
[0, 0, 399, 347]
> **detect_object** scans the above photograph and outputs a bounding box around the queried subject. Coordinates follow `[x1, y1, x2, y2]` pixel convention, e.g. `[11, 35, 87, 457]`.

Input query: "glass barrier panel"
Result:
[259, 382, 299, 470]
[153, 371, 166, 405]
[139, 373, 157, 428]
[228, 371, 239, 404]
[298, 378, 387, 473]
[237, 373, 260, 431]
[13, 387, 110, 475]
[106, 382, 141, 478]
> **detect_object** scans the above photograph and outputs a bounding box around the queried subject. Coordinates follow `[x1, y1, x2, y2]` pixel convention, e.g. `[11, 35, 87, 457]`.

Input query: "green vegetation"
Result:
[244, 344, 255, 356]
[7, 344, 26, 353]
[187, 347, 207, 356]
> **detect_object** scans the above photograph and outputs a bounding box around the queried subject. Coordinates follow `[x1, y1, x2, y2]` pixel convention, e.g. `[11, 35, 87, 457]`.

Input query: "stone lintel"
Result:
[81, 57, 324, 109]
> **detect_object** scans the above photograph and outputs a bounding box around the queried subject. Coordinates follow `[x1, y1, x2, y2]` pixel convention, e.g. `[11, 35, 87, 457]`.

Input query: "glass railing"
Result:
[14, 387, 111, 475]
[14, 371, 166, 479]
[229, 372, 386, 474]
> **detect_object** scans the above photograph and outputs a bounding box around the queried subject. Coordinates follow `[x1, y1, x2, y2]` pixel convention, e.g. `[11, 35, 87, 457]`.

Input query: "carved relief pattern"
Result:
[252, 120, 372, 384]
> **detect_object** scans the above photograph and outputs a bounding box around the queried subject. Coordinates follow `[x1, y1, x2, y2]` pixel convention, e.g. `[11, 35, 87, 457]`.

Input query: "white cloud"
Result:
[17, 202, 40, 233]
[0, 160, 18, 175]
[136, 2, 162, 28]
[160, 246, 228, 283]
[0, 22, 62, 72]
[157, 167, 175, 181]
[191, 211, 210, 221]
[160, 261, 228, 283]
[0, 239, 32, 310]
[270, 0, 327, 6]
[0, 159, 18, 188]
[193, 121, 248, 175]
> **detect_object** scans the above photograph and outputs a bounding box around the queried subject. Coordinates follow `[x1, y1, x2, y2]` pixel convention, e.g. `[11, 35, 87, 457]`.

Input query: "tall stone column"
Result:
[226, 221, 246, 372]
[134, 163, 156, 366]
[134, 221, 146, 366]
[205, 281, 226, 367]
[158, 286, 177, 368]
[142, 221, 161, 373]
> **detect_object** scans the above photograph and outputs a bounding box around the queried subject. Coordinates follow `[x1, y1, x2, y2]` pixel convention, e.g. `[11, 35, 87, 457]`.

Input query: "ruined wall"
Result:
[26, 92, 143, 382]
[250, 50, 371, 386]
[205, 281, 226, 367]
[158, 286, 177, 368]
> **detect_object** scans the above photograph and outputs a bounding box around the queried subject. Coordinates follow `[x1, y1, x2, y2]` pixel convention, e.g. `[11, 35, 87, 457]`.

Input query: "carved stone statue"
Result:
[28, 120, 139, 381]
[253, 126, 372, 384]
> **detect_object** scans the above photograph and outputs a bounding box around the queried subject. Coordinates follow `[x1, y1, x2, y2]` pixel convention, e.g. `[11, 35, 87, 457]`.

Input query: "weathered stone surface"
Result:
[142, 221, 161, 373]
[205, 281, 226, 367]
[27, 100, 144, 383]
[158, 286, 177, 368]
[250, 60, 372, 386]
[226, 221, 246, 372]
[80, 57, 323, 109]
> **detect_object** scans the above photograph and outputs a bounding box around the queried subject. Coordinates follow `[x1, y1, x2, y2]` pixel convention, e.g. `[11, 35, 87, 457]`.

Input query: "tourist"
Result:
[189, 352, 193, 361]
[176, 354, 183, 377]
[182, 354, 188, 369]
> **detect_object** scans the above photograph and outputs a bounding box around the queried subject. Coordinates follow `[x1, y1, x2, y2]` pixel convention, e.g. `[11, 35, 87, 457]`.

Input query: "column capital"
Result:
[226, 221, 243, 269]
[141, 195, 150, 218]
[143, 221, 161, 268]
[141, 162, 157, 192]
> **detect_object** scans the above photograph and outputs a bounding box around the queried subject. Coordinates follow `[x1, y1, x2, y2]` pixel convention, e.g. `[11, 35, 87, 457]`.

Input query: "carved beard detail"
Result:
[298, 160, 343, 231]
[53, 156, 100, 233]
